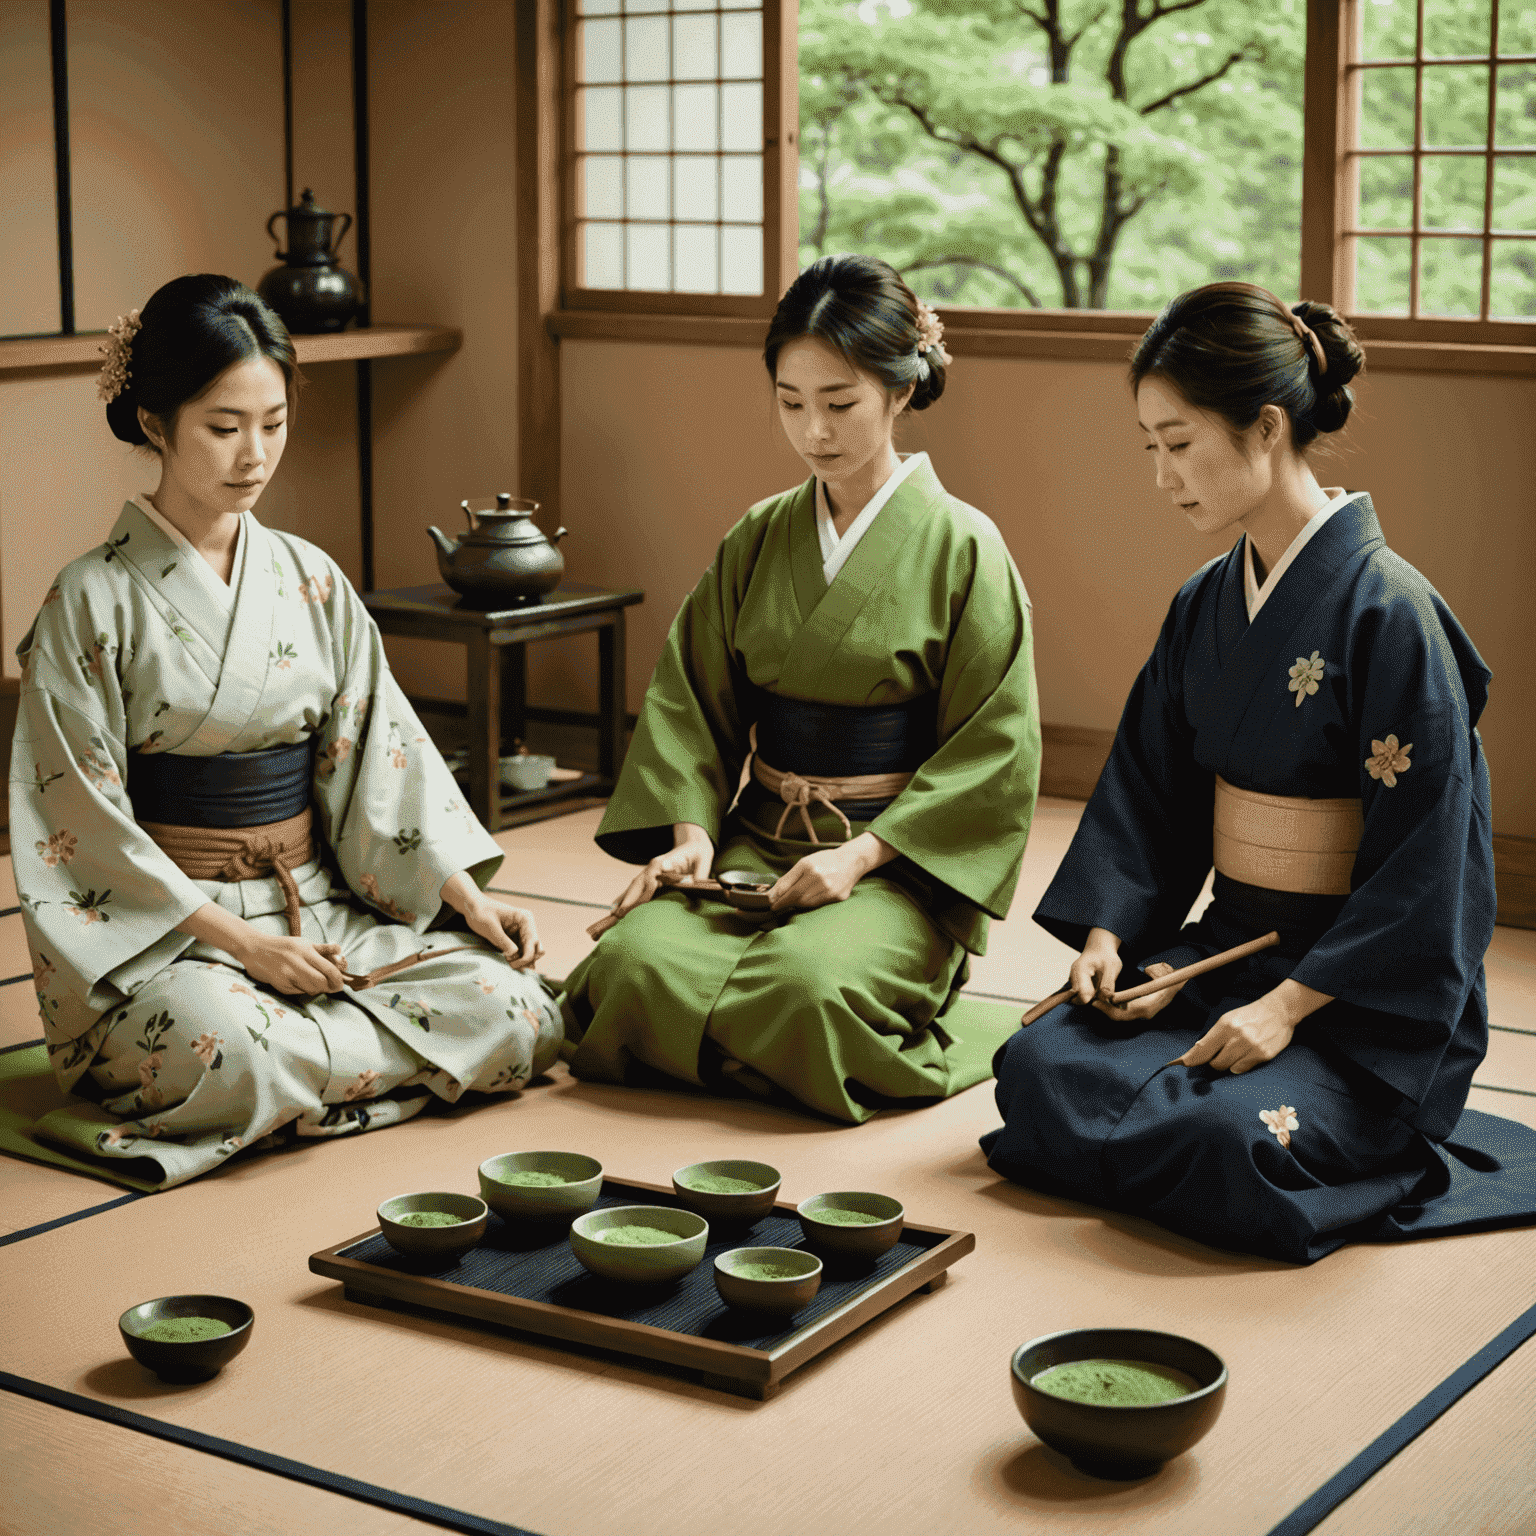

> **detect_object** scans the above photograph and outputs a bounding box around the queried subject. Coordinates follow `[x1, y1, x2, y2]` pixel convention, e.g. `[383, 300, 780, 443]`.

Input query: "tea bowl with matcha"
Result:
[714, 1246, 822, 1314]
[478, 1151, 604, 1222]
[569, 1205, 709, 1284]
[671, 1159, 782, 1222]
[119, 1294, 254, 1384]
[377, 1191, 488, 1262]
[1010, 1327, 1228, 1480]
[796, 1191, 905, 1258]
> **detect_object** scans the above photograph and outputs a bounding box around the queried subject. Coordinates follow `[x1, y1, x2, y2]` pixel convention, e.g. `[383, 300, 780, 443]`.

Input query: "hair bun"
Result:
[908, 347, 947, 411]
[105, 387, 150, 445]
[1293, 299, 1364, 433]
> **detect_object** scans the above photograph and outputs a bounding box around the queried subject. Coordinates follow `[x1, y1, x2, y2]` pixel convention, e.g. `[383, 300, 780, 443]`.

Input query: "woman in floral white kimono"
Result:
[11, 274, 561, 1188]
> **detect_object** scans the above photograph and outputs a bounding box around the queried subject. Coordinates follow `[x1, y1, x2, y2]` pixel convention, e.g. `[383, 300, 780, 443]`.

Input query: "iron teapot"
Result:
[256, 189, 360, 333]
[429, 494, 568, 603]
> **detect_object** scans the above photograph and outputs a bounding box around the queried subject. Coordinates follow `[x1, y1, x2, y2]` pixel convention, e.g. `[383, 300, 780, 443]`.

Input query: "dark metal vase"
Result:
[256, 188, 361, 334]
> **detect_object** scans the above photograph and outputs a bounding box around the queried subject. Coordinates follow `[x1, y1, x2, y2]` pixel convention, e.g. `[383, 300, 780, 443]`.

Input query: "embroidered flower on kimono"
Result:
[1259, 1105, 1299, 1149]
[32, 955, 56, 993]
[35, 830, 77, 868]
[299, 574, 334, 605]
[345, 1069, 382, 1101]
[78, 745, 121, 790]
[137, 1051, 163, 1089]
[1365, 734, 1412, 788]
[230, 982, 258, 1002]
[389, 747, 407, 768]
[1287, 651, 1326, 707]
[476, 977, 496, 995]
[191, 1032, 224, 1067]
[100, 1126, 135, 1148]
[359, 873, 416, 924]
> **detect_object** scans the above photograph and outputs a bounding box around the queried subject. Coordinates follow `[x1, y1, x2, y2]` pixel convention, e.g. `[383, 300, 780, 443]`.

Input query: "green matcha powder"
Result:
[600, 1224, 682, 1245]
[395, 1210, 467, 1228]
[683, 1173, 766, 1194]
[495, 1170, 571, 1187]
[730, 1262, 804, 1281]
[809, 1208, 886, 1226]
[139, 1316, 232, 1344]
[1032, 1359, 1199, 1406]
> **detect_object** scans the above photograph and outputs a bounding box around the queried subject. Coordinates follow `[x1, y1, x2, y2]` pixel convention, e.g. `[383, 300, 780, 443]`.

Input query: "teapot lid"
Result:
[284, 188, 335, 221]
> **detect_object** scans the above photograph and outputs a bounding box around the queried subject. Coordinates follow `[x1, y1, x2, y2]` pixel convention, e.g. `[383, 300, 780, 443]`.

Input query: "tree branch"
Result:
[903, 257, 1043, 308]
[1138, 43, 1263, 116]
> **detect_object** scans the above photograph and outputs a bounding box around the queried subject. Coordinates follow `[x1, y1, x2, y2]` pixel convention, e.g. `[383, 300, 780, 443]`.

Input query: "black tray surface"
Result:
[339, 1181, 946, 1350]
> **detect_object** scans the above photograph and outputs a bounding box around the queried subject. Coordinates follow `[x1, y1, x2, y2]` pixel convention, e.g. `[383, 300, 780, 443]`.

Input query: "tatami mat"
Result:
[1, 799, 1533, 1536]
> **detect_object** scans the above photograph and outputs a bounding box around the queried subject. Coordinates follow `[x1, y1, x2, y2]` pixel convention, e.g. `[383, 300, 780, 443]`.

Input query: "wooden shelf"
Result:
[0, 323, 462, 378]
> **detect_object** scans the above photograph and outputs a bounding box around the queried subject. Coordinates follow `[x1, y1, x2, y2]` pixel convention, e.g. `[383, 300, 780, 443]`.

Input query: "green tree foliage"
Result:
[800, 0, 1535, 316]
[800, 0, 1309, 309]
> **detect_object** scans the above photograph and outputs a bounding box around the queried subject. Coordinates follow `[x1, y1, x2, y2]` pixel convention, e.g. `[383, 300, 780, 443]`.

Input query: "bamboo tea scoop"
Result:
[1018, 930, 1282, 1026]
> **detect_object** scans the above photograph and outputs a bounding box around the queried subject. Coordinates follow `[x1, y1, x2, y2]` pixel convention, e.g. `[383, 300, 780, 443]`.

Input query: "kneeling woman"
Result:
[984, 282, 1536, 1262]
[14, 275, 561, 1188]
[561, 255, 1040, 1121]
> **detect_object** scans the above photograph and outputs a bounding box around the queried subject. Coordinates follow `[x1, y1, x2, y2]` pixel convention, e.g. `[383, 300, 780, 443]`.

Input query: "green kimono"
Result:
[561, 456, 1040, 1121]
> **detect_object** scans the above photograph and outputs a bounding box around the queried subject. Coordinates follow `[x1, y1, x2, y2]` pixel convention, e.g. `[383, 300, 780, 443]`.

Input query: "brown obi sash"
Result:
[1213, 776, 1362, 897]
[144, 805, 473, 991]
[752, 758, 913, 844]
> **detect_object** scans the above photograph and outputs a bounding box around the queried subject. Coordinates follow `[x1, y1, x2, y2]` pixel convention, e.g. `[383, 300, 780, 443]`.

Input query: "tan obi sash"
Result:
[143, 805, 473, 990]
[751, 757, 912, 844]
[1213, 776, 1362, 896]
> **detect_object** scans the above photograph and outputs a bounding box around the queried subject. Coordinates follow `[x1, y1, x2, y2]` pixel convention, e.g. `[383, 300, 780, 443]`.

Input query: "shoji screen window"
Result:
[569, 0, 793, 310]
[1345, 0, 1536, 332]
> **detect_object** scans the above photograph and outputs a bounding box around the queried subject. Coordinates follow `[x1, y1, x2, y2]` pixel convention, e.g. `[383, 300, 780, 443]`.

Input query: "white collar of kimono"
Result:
[1243, 487, 1355, 621]
[814, 451, 929, 586]
[132, 493, 247, 613]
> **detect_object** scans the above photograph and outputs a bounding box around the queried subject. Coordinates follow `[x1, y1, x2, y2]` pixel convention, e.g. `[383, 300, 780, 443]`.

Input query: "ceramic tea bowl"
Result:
[1010, 1327, 1228, 1480]
[570, 1205, 709, 1283]
[377, 1191, 488, 1262]
[119, 1294, 254, 1384]
[716, 870, 776, 911]
[797, 1191, 905, 1258]
[714, 1246, 822, 1315]
[671, 1159, 782, 1222]
[503, 753, 555, 792]
[478, 1151, 604, 1222]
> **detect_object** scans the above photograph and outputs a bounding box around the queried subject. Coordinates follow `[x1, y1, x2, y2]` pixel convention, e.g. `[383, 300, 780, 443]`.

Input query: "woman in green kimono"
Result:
[561, 255, 1041, 1121]
[11, 275, 561, 1188]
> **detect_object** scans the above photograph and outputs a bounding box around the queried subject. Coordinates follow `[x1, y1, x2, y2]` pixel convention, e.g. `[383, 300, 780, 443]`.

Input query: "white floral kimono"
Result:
[9, 497, 561, 1188]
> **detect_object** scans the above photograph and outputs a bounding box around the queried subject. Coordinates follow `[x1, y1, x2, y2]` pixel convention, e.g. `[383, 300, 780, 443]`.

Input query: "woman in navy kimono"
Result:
[982, 281, 1536, 1263]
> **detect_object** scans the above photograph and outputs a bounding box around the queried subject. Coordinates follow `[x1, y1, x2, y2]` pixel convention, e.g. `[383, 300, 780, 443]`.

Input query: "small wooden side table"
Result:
[362, 581, 644, 831]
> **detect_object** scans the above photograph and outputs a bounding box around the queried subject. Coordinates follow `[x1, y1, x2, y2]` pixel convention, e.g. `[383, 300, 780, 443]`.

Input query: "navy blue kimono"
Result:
[982, 495, 1536, 1263]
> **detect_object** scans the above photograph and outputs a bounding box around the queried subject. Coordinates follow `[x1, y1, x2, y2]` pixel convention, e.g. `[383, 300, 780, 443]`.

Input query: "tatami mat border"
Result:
[0, 1192, 143, 1249]
[0, 973, 31, 988]
[1, 1037, 44, 1056]
[0, 906, 19, 919]
[0, 1372, 544, 1536]
[1265, 1300, 1536, 1536]
[489, 885, 608, 911]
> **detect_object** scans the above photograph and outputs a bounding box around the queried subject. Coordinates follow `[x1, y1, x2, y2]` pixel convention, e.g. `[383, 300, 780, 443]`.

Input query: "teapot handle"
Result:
[553, 527, 569, 544]
[266, 210, 287, 251]
[329, 210, 353, 256]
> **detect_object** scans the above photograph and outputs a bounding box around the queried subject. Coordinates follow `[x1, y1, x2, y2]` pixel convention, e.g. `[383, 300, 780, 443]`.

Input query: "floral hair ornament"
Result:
[914, 300, 953, 370]
[95, 309, 142, 403]
[1287, 306, 1327, 375]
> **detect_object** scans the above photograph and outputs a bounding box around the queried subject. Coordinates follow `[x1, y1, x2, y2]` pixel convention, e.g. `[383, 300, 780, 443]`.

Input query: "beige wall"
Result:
[556, 340, 1536, 840]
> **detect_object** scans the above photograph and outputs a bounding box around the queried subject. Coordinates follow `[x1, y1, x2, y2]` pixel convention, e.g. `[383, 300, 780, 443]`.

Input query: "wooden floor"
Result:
[2, 799, 1533, 1536]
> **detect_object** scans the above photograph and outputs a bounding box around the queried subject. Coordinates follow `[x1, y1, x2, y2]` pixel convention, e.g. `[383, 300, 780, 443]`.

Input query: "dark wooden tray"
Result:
[309, 1176, 974, 1399]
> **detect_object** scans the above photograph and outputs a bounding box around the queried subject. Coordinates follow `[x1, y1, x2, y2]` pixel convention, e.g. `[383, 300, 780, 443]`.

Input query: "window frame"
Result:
[559, 0, 799, 319]
[542, 0, 1536, 374]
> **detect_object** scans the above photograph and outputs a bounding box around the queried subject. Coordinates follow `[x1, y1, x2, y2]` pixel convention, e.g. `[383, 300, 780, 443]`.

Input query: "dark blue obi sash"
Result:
[751, 689, 936, 818]
[127, 741, 314, 829]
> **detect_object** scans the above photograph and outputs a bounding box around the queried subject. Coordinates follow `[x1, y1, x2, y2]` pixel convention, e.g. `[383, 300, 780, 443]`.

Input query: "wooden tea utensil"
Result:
[586, 870, 780, 939]
[1018, 930, 1282, 1026]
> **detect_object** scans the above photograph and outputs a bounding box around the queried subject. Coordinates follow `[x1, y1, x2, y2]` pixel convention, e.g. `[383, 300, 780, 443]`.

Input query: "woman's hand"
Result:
[1068, 927, 1124, 1005]
[235, 933, 348, 995]
[608, 823, 716, 925]
[1089, 960, 1187, 1023]
[440, 871, 543, 968]
[458, 896, 543, 969]
[1172, 978, 1332, 1075]
[769, 831, 896, 911]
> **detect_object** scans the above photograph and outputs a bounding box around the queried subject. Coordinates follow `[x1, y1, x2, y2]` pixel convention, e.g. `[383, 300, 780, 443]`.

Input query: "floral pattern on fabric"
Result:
[1287, 651, 1326, 707]
[36, 830, 77, 867]
[1260, 1105, 1299, 1149]
[1365, 734, 1412, 787]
